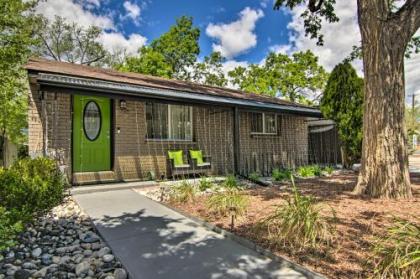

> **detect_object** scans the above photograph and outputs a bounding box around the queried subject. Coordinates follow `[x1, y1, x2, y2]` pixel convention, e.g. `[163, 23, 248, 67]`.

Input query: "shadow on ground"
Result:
[76, 191, 315, 279]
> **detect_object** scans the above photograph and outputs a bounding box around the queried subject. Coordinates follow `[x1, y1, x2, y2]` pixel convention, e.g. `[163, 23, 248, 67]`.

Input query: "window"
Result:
[251, 112, 277, 135]
[83, 101, 101, 141]
[146, 102, 192, 140]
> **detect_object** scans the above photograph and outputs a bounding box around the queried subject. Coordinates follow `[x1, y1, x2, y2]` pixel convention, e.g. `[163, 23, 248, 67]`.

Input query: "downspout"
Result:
[233, 107, 240, 175]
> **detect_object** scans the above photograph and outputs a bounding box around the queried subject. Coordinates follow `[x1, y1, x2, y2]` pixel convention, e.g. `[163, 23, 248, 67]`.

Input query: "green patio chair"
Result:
[189, 149, 211, 168]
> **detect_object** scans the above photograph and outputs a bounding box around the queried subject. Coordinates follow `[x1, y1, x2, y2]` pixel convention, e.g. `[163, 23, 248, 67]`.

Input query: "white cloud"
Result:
[283, 1, 360, 72]
[35, 0, 147, 58]
[123, 1, 141, 25]
[99, 32, 147, 55]
[36, 0, 114, 29]
[85, 0, 101, 7]
[206, 7, 264, 59]
[260, 0, 271, 9]
[278, 0, 419, 102]
[268, 44, 293, 55]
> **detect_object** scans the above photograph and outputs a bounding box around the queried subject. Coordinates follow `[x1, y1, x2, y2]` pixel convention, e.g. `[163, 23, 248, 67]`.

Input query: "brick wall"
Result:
[28, 84, 72, 178]
[238, 112, 308, 175]
[113, 100, 234, 180]
[28, 84, 309, 183]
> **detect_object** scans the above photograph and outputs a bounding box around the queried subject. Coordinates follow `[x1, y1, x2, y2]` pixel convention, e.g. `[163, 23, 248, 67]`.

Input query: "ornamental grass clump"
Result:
[224, 175, 241, 189]
[272, 168, 292, 182]
[206, 189, 249, 229]
[249, 171, 261, 183]
[371, 219, 420, 279]
[323, 165, 334, 175]
[258, 176, 335, 251]
[198, 177, 213, 192]
[169, 180, 197, 203]
[296, 164, 322, 178]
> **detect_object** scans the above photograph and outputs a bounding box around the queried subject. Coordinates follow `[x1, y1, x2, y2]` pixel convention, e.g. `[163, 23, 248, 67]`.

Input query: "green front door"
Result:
[73, 95, 111, 172]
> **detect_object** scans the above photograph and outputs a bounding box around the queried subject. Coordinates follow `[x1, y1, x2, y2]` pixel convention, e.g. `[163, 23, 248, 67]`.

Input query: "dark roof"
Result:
[25, 58, 321, 116]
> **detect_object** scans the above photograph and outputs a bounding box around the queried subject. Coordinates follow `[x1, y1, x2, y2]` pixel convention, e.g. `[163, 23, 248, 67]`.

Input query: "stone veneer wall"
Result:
[28, 85, 309, 183]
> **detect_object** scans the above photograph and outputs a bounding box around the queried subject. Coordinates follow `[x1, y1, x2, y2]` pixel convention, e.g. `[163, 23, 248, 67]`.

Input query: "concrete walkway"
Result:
[73, 189, 322, 279]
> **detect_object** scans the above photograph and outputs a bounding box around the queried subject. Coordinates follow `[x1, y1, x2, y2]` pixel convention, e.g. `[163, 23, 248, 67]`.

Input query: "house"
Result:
[25, 58, 339, 185]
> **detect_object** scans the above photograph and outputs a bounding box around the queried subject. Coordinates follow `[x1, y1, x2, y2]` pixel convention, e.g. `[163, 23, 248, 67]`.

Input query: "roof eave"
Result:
[33, 72, 323, 117]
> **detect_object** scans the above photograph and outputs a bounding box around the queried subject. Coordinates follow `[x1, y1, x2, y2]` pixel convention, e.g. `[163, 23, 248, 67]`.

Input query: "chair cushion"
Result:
[189, 150, 204, 165]
[168, 150, 184, 167]
[197, 162, 211, 167]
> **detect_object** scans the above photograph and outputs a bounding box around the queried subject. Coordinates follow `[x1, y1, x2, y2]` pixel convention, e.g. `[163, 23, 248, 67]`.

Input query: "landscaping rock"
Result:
[31, 248, 42, 258]
[14, 269, 31, 279]
[102, 254, 114, 263]
[97, 247, 111, 258]
[114, 268, 127, 279]
[75, 261, 90, 276]
[0, 197, 127, 279]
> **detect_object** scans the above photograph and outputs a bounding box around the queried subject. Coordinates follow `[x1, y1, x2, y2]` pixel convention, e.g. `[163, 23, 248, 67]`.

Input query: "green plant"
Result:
[0, 157, 66, 215]
[258, 176, 334, 250]
[224, 175, 241, 189]
[272, 168, 292, 181]
[372, 219, 420, 279]
[198, 177, 213, 192]
[206, 189, 249, 229]
[0, 207, 24, 250]
[296, 165, 322, 178]
[249, 172, 261, 182]
[169, 180, 197, 203]
[323, 165, 334, 175]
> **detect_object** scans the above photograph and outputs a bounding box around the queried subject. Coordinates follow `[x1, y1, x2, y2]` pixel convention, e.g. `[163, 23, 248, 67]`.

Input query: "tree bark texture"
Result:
[354, 0, 419, 198]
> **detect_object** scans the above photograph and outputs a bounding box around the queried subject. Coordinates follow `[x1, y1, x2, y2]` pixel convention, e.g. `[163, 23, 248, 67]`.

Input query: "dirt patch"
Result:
[165, 172, 420, 279]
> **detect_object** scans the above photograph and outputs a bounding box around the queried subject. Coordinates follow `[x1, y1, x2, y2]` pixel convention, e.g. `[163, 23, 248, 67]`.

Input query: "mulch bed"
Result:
[166, 172, 420, 279]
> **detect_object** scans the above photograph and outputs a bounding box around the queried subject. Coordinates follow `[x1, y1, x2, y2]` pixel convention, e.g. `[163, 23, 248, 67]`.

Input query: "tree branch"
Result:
[392, 0, 420, 38]
[308, 0, 324, 12]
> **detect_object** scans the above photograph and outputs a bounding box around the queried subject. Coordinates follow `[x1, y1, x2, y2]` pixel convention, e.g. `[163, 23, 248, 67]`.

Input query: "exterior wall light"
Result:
[120, 99, 127, 110]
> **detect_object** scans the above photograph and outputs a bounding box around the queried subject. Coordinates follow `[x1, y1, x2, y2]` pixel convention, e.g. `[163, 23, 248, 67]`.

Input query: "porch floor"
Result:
[73, 188, 322, 279]
[70, 180, 158, 195]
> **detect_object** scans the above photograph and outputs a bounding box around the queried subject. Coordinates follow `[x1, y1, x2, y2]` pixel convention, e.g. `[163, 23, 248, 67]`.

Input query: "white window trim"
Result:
[250, 112, 278, 135]
[167, 104, 193, 141]
[145, 103, 193, 141]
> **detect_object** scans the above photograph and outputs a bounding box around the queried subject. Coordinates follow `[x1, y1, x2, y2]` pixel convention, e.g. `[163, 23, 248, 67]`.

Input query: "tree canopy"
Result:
[150, 16, 200, 80]
[191, 52, 227, 87]
[320, 61, 363, 167]
[229, 50, 328, 103]
[34, 15, 108, 66]
[0, 0, 38, 149]
[117, 46, 173, 78]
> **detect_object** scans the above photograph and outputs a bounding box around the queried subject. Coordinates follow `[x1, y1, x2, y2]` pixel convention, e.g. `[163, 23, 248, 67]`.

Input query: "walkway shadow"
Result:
[92, 207, 314, 279]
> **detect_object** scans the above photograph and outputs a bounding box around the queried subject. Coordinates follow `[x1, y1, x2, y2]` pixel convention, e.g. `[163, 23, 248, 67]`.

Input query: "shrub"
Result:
[372, 219, 420, 279]
[169, 180, 197, 203]
[0, 207, 24, 250]
[0, 157, 66, 216]
[206, 189, 249, 229]
[206, 189, 249, 216]
[323, 165, 334, 175]
[224, 175, 241, 189]
[258, 177, 334, 250]
[198, 177, 213, 192]
[249, 172, 261, 182]
[272, 168, 292, 181]
[296, 165, 322, 178]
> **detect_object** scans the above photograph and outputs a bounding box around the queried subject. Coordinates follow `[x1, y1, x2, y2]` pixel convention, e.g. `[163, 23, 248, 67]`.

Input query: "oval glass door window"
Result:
[83, 101, 101, 141]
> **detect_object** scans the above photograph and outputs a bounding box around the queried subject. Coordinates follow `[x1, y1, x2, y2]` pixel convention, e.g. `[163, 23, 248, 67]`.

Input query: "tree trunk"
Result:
[353, 0, 415, 198]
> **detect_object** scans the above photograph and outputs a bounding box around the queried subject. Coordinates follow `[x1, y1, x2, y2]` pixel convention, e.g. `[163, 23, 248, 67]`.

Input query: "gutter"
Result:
[34, 73, 322, 117]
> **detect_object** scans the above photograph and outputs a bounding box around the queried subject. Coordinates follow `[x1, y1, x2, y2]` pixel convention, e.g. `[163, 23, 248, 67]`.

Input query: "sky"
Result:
[36, 0, 420, 102]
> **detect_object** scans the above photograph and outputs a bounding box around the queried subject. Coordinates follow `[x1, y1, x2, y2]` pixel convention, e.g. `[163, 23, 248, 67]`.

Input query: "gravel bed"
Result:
[0, 197, 128, 279]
